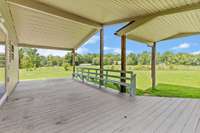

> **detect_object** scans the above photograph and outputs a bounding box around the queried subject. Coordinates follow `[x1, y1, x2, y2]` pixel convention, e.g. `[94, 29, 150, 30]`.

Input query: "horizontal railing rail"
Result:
[73, 67, 136, 96]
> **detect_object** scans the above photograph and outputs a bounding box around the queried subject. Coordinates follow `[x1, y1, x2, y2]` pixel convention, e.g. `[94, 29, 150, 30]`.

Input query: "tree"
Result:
[161, 51, 174, 64]
[19, 48, 41, 70]
[127, 53, 138, 65]
[138, 51, 150, 65]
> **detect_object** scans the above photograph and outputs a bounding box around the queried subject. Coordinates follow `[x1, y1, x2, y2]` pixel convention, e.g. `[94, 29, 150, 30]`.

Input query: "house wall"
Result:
[0, 0, 19, 101]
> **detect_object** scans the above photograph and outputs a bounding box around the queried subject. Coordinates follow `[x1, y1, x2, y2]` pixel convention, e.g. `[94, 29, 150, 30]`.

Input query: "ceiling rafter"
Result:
[116, 2, 200, 36]
[75, 29, 98, 49]
[7, 0, 102, 29]
[18, 43, 73, 51]
[159, 32, 200, 42]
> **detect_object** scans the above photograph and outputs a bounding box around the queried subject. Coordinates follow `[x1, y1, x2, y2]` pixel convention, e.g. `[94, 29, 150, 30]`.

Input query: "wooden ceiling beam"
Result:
[159, 32, 200, 42]
[18, 43, 73, 51]
[116, 2, 200, 35]
[7, 0, 102, 29]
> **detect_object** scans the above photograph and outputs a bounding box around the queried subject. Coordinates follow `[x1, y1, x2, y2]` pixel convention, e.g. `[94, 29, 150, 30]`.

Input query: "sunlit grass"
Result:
[19, 66, 72, 80]
[0, 65, 198, 98]
[82, 65, 200, 98]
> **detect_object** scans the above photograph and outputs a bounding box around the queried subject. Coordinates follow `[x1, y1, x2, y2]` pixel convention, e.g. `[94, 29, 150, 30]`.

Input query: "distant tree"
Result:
[161, 51, 174, 65]
[0, 53, 5, 67]
[64, 52, 72, 65]
[19, 48, 40, 70]
[92, 57, 99, 65]
[138, 51, 151, 65]
[40, 56, 48, 67]
[127, 53, 138, 65]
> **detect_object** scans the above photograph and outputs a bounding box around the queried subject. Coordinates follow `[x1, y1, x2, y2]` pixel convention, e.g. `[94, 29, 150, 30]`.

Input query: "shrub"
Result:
[63, 63, 70, 71]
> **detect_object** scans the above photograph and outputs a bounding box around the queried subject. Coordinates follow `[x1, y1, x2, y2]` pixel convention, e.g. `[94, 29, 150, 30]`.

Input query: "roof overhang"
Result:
[2, 0, 200, 49]
[115, 1, 200, 45]
[6, 0, 101, 50]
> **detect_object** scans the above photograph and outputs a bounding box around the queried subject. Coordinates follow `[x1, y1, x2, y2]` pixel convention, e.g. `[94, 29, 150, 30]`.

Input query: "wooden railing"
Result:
[73, 67, 136, 96]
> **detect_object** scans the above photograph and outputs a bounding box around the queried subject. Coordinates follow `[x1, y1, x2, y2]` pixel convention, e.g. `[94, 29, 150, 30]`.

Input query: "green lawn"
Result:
[135, 70, 200, 98]
[81, 65, 200, 98]
[20, 67, 72, 80]
[2, 65, 200, 99]
[136, 70, 200, 90]
[0, 68, 5, 84]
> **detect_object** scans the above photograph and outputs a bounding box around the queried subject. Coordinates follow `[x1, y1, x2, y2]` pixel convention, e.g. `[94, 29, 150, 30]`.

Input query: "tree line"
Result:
[74, 51, 200, 66]
[17, 48, 200, 70]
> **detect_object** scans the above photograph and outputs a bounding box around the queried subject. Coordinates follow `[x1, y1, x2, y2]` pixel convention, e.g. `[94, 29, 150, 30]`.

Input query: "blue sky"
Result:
[1, 24, 200, 56]
[78, 24, 200, 55]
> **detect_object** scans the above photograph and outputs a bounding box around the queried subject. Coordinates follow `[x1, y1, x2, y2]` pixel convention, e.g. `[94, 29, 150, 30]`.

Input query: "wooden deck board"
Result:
[0, 78, 200, 133]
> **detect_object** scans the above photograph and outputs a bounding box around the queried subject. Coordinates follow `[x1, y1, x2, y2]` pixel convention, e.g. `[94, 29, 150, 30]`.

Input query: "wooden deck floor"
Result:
[0, 78, 200, 133]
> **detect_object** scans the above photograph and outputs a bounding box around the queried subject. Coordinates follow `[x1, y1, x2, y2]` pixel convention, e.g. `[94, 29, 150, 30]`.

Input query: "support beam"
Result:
[151, 42, 156, 89]
[159, 32, 200, 42]
[99, 28, 104, 87]
[120, 35, 126, 93]
[8, 0, 102, 28]
[18, 43, 72, 51]
[75, 29, 98, 48]
[116, 17, 154, 36]
[72, 49, 76, 78]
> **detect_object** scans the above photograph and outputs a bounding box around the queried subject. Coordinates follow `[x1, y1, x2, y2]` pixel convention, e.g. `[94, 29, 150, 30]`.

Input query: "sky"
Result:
[0, 24, 200, 56]
[77, 24, 200, 55]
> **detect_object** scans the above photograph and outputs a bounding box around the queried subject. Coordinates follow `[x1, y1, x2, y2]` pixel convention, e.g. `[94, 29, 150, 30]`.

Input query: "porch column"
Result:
[99, 28, 104, 86]
[72, 49, 76, 78]
[151, 42, 156, 89]
[120, 35, 126, 93]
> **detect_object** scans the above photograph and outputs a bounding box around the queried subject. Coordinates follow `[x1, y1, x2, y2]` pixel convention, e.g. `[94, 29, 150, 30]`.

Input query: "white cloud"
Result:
[113, 48, 121, 54]
[191, 50, 200, 55]
[83, 35, 99, 46]
[104, 46, 112, 50]
[37, 49, 67, 57]
[104, 46, 133, 54]
[0, 45, 5, 53]
[77, 47, 89, 54]
[172, 43, 190, 50]
[127, 50, 133, 54]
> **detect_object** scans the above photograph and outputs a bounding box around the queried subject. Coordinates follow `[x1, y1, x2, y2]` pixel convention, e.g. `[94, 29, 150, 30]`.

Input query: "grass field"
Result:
[19, 67, 72, 80]
[135, 70, 200, 98]
[1, 65, 200, 98]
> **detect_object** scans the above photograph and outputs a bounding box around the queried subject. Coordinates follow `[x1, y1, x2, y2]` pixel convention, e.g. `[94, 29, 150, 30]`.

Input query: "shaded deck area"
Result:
[0, 79, 200, 133]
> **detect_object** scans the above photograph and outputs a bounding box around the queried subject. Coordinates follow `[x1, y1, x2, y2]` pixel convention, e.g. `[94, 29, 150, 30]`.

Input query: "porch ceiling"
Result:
[7, 2, 99, 50]
[5, 0, 200, 49]
[0, 31, 5, 43]
[115, 1, 200, 45]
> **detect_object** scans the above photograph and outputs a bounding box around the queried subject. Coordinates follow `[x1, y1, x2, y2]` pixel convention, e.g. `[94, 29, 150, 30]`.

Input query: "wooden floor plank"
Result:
[132, 98, 183, 133]
[85, 97, 164, 133]
[165, 99, 198, 133]
[181, 100, 200, 133]
[0, 78, 200, 133]
[109, 97, 173, 133]
[58, 96, 151, 133]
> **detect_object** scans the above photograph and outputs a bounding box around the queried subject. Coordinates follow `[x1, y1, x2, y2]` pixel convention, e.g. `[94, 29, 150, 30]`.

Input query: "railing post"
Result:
[120, 34, 126, 93]
[99, 28, 104, 88]
[81, 68, 84, 83]
[105, 70, 108, 85]
[151, 42, 157, 89]
[99, 71, 101, 88]
[95, 69, 98, 82]
[72, 49, 76, 78]
[130, 73, 136, 96]
[88, 69, 90, 81]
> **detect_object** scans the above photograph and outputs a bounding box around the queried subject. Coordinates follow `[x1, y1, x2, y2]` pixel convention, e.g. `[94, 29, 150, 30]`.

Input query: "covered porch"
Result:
[0, 78, 200, 133]
[1, 1, 200, 132]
